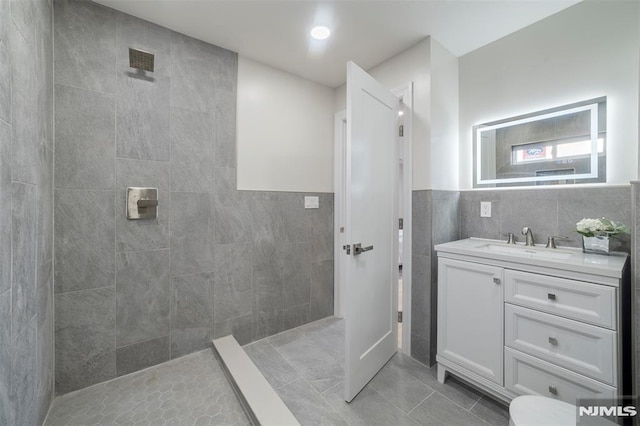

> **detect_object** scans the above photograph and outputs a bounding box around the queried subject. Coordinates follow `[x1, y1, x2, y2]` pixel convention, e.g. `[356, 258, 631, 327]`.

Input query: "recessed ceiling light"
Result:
[310, 26, 331, 40]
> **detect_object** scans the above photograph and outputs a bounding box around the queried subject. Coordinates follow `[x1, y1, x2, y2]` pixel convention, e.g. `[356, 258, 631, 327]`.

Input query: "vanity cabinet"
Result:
[437, 258, 504, 385]
[435, 239, 630, 407]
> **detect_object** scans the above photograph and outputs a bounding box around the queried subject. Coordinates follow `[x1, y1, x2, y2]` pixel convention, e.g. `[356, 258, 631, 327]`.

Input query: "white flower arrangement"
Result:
[576, 217, 628, 238]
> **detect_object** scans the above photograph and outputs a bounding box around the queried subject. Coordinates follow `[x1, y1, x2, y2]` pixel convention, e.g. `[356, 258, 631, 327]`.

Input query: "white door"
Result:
[344, 61, 399, 402]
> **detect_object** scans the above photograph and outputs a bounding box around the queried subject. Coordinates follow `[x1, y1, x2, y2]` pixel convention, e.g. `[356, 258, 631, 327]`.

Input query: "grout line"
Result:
[468, 396, 481, 411]
[406, 389, 435, 417]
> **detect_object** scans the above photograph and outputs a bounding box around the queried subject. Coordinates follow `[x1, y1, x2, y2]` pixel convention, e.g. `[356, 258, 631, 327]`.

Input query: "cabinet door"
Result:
[437, 257, 504, 385]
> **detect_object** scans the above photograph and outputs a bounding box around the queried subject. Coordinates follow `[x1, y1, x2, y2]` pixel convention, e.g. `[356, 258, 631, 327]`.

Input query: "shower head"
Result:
[129, 48, 154, 73]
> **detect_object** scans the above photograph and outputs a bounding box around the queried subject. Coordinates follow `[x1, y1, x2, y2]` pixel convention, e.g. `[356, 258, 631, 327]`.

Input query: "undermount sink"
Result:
[477, 243, 574, 260]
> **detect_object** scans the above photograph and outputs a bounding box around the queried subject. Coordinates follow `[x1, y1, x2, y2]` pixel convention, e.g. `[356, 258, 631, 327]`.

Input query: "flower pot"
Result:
[582, 235, 610, 255]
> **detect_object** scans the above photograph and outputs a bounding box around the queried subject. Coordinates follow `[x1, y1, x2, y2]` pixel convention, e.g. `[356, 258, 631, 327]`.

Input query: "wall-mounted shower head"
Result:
[129, 48, 154, 73]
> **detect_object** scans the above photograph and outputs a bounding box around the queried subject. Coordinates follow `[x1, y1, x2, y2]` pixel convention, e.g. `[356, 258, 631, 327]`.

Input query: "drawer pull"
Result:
[547, 293, 556, 301]
[493, 277, 501, 285]
[548, 337, 558, 346]
[548, 385, 558, 395]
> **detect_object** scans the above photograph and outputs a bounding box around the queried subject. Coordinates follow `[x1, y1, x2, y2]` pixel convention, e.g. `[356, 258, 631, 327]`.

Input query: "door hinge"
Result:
[398, 311, 403, 323]
[399, 125, 404, 137]
[399, 218, 403, 230]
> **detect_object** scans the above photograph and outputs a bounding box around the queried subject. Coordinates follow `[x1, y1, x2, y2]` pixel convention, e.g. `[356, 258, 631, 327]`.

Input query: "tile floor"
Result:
[244, 317, 511, 426]
[44, 350, 249, 426]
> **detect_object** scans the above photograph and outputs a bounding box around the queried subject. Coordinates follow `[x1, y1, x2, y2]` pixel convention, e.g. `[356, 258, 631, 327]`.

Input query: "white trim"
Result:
[393, 82, 414, 356]
[334, 110, 347, 318]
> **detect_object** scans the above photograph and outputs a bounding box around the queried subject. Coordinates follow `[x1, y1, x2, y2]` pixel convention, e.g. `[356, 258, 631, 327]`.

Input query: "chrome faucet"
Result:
[522, 227, 535, 246]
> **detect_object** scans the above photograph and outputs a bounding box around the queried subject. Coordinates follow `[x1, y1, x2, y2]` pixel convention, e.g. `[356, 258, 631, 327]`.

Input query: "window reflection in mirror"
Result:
[473, 97, 606, 188]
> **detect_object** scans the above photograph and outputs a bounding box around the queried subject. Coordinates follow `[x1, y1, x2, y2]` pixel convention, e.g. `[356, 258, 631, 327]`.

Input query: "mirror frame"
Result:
[474, 98, 605, 187]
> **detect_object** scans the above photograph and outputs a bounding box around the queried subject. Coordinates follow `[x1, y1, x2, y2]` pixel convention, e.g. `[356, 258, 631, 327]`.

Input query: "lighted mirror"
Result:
[473, 97, 606, 188]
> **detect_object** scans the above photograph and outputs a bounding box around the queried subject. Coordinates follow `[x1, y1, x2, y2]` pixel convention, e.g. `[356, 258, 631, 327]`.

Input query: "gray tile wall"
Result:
[411, 190, 460, 366]
[53, 0, 334, 394]
[0, 0, 55, 424]
[459, 186, 631, 252]
[411, 186, 632, 367]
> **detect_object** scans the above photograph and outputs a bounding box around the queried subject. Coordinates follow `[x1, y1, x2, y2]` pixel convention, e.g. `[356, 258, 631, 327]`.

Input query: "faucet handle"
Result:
[546, 236, 569, 249]
[502, 232, 516, 244]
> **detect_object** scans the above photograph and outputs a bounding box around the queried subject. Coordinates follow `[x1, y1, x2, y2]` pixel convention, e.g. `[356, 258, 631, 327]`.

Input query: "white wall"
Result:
[334, 40, 432, 188]
[237, 56, 335, 192]
[459, 0, 640, 189]
[334, 38, 459, 190]
[430, 40, 459, 190]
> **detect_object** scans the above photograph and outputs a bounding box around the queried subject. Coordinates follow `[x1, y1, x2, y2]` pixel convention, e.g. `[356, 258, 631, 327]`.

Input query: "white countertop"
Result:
[435, 238, 628, 279]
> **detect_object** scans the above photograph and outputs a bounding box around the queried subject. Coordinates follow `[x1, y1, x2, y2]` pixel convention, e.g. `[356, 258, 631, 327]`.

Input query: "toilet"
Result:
[509, 395, 575, 426]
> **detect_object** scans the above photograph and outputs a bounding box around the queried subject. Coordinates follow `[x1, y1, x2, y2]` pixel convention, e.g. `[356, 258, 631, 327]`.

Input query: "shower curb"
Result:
[212, 336, 300, 426]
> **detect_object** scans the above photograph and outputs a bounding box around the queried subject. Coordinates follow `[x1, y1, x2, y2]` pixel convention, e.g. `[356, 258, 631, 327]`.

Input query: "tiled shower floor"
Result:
[44, 350, 249, 426]
[244, 317, 511, 426]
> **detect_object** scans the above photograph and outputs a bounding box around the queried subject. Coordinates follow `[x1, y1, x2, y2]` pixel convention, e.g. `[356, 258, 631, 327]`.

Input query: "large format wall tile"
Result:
[36, 260, 53, 420]
[310, 259, 334, 322]
[11, 317, 37, 426]
[116, 158, 170, 253]
[213, 167, 252, 244]
[557, 188, 631, 249]
[252, 193, 286, 273]
[34, 0, 53, 152]
[412, 191, 432, 257]
[55, 84, 115, 190]
[55, 287, 116, 394]
[0, 121, 10, 294]
[0, 0, 8, 45]
[171, 272, 214, 357]
[214, 86, 237, 168]
[283, 242, 312, 308]
[11, 0, 34, 44]
[54, 0, 116, 93]
[170, 107, 215, 192]
[116, 335, 170, 376]
[0, 42, 10, 123]
[37, 145, 54, 266]
[282, 193, 311, 243]
[55, 189, 115, 293]
[309, 194, 334, 263]
[116, 73, 170, 161]
[12, 182, 37, 339]
[0, 290, 12, 426]
[253, 268, 284, 340]
[170, 33, 217, 113]
[10, 24, 39, 185]
[170, 192, 215, 277]
[213, 243, 252, 324]
[116, 249, 170, 347]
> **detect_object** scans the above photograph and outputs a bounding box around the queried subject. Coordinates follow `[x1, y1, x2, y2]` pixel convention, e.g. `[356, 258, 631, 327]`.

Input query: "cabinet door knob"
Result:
[548, 385, 558, 395]
[548, 337, 558, 346]
[493, 277, 501, 285]
[547, 293, 556, 301]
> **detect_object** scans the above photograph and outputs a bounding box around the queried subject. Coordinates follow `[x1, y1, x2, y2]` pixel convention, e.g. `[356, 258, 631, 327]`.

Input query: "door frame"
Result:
[334, 82, 413, 356]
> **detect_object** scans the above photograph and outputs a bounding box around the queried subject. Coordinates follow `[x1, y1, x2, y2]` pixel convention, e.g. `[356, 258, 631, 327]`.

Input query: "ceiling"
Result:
[93, 0, 581, 88]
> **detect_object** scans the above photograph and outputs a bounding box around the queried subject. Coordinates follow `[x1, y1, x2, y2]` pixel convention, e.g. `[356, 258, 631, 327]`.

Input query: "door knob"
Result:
[353, 243, 373, 255]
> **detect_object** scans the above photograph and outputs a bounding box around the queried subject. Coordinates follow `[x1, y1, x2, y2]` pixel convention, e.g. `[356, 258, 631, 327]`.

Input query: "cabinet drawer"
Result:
[505, 304, 616, 385]
[505, 348, 616, 404]
[505, 270, 616, 329]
